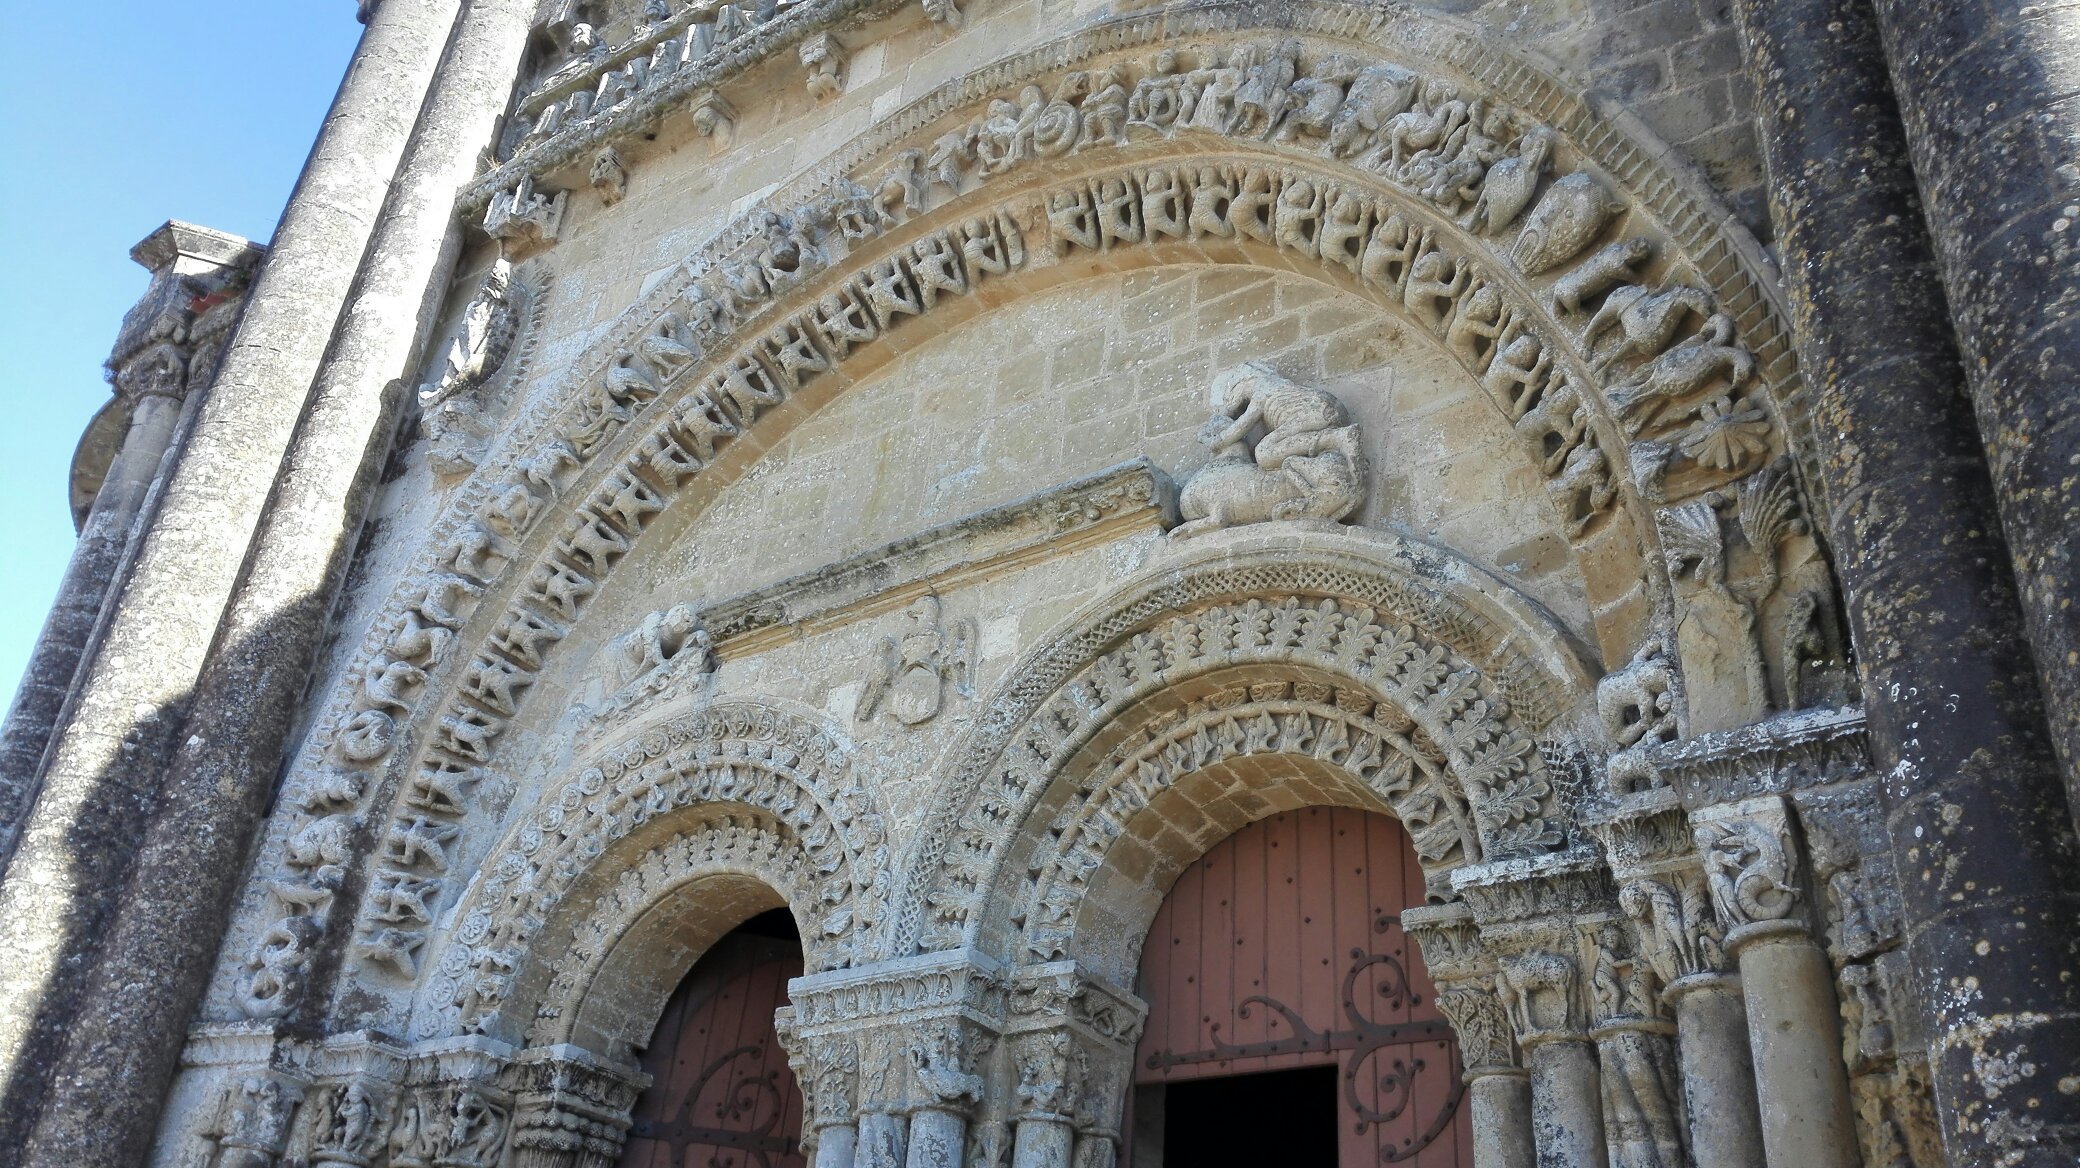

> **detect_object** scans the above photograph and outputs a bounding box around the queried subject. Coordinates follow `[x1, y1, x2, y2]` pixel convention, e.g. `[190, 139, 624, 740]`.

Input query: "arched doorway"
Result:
[617, 908, 808, 1168]
[1128, 808, 1472, 1168]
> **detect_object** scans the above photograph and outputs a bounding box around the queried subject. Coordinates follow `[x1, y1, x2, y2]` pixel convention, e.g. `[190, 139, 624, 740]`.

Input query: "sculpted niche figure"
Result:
[1173, 364, 1368, 538]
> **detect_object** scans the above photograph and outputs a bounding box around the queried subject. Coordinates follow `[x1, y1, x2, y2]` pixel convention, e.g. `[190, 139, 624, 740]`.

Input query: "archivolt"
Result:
[406, 703, 886, 1042]
[895, 529, 1601, 961]
[238, 5, 1822, 1027]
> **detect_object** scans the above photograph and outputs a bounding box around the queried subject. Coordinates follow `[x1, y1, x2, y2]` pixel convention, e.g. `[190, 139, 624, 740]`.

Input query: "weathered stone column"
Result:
[503, 1045, 649, 1168]
[0, 0, 461, 1155]
[1660, 975, 1760, 1168]
[1868, 1, 2080, 826]
[857, 1111, 910, 1168]
[0, 223, 261, 859]
[1407, 906, 1535, 1168]
[1690, 798, 1856, 1168]
[1730, 1, 2080, 1162]
[1458, 858, 1614, 1168]
[11, 3, 544, 1165]
[1591, 790, 1763, 1168]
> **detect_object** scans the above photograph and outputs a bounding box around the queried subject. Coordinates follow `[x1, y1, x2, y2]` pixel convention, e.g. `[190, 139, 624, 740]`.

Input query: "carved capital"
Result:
[1434, 980, 1519, 1075]
[205, 1074, 305, 1168]
[504, 1045, 650, 1168]
[1497, 950, 1585, 1048]
[908, 1018, 989, 1113]
[1691, 794, 1807, 949]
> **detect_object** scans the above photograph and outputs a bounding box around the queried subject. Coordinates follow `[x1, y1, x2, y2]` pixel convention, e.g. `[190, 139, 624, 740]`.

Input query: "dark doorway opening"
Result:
[1158, 1065, 1339, 1167]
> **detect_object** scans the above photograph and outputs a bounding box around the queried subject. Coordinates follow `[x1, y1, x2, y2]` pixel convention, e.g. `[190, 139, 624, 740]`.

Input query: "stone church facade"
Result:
[5, 0, 2079, 1166]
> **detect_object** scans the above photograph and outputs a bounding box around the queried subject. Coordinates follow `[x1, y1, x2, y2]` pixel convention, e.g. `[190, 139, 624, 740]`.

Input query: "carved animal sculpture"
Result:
[1586, 282, 1718, 370]
[1326, 63, 1420, 157]
[1609, 314, 1755, 433]
[1173, 366, 1366, 538]
[1550, 237, 1653, 315]
[1511, 172, 1626, 275]
[1471, 126, 1553, 234]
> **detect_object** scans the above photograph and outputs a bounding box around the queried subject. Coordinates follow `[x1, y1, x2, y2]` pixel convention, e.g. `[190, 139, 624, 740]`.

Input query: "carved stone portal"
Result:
[1172, 364, 1368, 538]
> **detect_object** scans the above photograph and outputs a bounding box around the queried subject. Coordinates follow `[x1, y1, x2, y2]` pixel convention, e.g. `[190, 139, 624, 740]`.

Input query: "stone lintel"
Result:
[706, 458, 1175, 651]
[1611, 706, 1869, 811]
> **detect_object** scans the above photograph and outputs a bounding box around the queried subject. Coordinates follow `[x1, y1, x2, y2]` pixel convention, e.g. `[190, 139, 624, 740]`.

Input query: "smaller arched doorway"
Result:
[1127, 808, 1472, 1168]
[617, 909, 808, 1168]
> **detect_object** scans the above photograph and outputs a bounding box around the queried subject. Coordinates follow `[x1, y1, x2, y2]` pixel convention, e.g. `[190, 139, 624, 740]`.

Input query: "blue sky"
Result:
[0, 5, 363, 711]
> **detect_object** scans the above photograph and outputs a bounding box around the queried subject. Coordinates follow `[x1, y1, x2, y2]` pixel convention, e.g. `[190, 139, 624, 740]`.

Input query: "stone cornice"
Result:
[1610, 706, 1868, 811]
[463, 0, 912, 215]
[704, 458, 1174, 652]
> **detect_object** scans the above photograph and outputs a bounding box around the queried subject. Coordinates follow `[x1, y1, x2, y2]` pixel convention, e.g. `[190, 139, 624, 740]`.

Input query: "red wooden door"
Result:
[619, 927, 808, 1168]
[1133, 807, 1471, 1167]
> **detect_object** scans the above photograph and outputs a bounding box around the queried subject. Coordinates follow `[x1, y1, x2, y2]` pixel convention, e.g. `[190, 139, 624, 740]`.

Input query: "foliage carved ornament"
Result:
[894, 532, 1602, 967]
[229, 11, 1825, 1026]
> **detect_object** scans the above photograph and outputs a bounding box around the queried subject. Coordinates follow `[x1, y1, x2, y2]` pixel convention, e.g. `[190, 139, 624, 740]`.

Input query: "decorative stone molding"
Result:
[901, 529, 1600, 967]
[407, 703, 887, 1042]
[702, 458, 1175, 651]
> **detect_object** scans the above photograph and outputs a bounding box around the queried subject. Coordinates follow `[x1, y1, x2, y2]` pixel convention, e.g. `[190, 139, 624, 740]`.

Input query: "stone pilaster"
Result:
[0, 1, 463, 1157]
[11, 0, 539, 1163]
[1730, 1, 2080, 1162]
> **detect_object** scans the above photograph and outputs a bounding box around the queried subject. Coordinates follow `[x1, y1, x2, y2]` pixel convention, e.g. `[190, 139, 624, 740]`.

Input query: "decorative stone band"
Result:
[699, 457, 1176, 653]
[172, 1028, 646, 1168]
[1609, 704, 1868, 807]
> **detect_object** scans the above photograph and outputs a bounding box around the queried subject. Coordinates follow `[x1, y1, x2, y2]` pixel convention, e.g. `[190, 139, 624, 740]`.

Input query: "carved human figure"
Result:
[1173, 366, 1367, 539]
[613, 603, 712, 687]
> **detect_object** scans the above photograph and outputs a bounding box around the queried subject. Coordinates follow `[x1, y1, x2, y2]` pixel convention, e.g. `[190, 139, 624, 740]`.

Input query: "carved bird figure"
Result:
[1511, 172, 1627, 275]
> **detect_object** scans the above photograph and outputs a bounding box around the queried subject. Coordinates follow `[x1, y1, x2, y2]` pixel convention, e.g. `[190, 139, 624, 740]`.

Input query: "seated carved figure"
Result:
[1172, 365, 1367, 539]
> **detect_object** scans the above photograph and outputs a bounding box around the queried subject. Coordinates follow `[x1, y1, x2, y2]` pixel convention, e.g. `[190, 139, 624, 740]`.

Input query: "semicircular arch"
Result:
[400, 702, 887, 1044]
[894, 527, 1601, 965]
